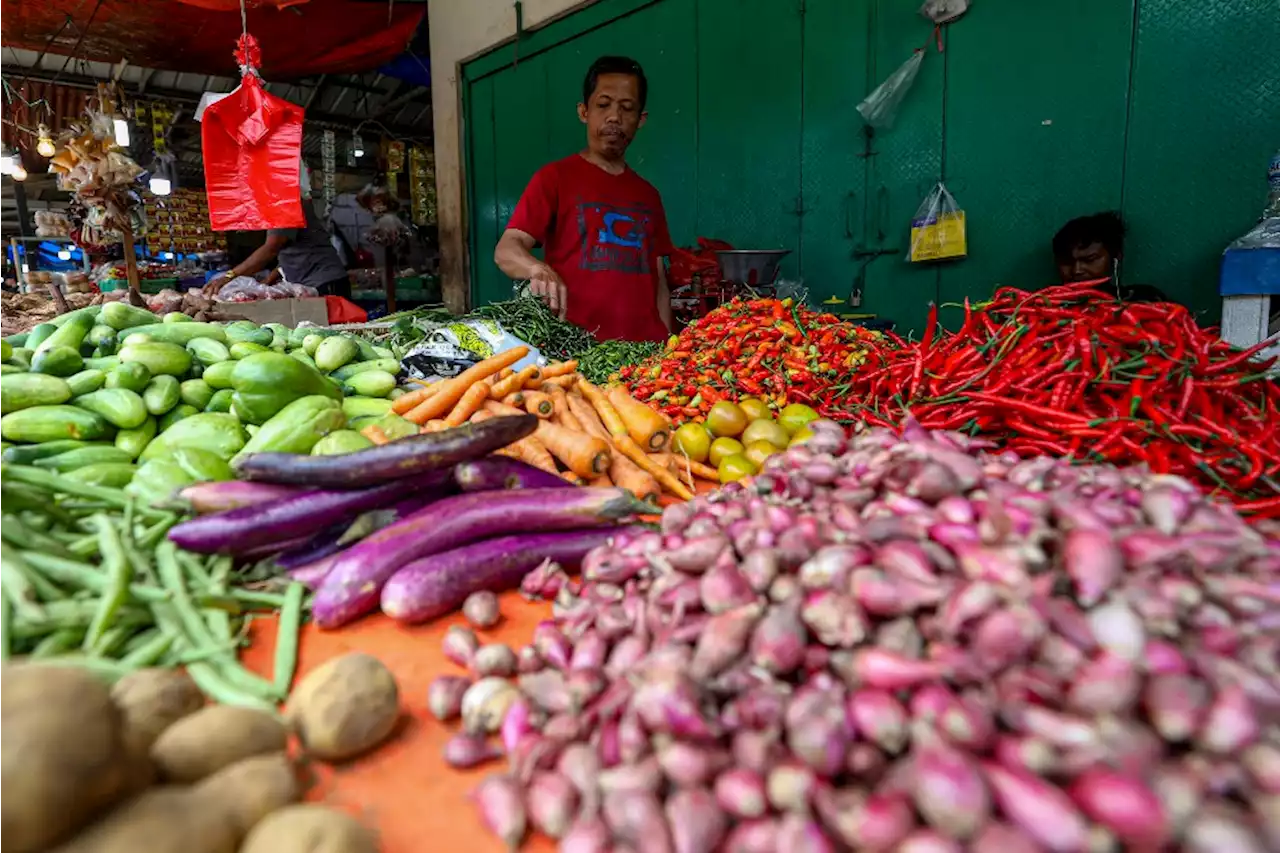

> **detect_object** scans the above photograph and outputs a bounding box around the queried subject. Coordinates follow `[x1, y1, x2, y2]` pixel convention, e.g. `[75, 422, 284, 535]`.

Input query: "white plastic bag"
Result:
[401, 317, 542, 382]
[920, 0, 970, 24]
[857, 50, 924, 130]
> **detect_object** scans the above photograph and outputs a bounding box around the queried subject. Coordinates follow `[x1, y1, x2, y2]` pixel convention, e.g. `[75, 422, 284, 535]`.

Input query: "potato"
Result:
[239, 804, 379, 853]
[49, 787, 239, 853]
[110, 668, 205, 755]
[1, 663, 133, 853]
[285, 653, 400, 762]
[150, 704, 287, 783]
[195, 752, 302, 835]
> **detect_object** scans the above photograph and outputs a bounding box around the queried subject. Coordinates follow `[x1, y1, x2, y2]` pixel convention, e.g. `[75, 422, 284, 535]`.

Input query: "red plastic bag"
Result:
[325, 295, 367, 324]
[202, 36, 306, 231]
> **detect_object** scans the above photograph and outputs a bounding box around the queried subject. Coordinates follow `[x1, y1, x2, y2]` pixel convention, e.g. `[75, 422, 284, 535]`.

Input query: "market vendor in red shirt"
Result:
[495, 56, 674, 342]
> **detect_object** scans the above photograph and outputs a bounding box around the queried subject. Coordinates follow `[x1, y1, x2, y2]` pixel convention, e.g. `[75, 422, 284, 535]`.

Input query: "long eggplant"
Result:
[381, 527, 644, 624]
[168, 469, 454, 555]
[311, 487, 655, 628]
[233, 414, 538, 488]
[454, 456, 573, 492]
[288, 553, 342, 589]
[273, 491, 442, 570]
[171, 480, 304, 515]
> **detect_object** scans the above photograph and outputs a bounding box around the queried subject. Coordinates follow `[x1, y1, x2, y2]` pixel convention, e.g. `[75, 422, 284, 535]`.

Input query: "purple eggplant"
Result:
[381, 527, 645, 623]
[288, 553, 342, 589]
[273, 490, 442, 570]
[311, 487, 655, 628]
[167, 469, 454, 555]
[171, 481, 304, 514]
[454, 456, 574, 492]
[233, 414, 538, 488]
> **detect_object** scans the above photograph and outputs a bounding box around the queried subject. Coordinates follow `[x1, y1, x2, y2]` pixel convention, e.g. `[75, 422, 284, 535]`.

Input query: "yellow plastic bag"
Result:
[909, 182, 967, 262]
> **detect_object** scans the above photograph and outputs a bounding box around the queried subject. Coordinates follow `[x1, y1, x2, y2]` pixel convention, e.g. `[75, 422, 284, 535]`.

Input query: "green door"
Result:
[938, 0, 1135, 320]
[467, 76, 506, 309]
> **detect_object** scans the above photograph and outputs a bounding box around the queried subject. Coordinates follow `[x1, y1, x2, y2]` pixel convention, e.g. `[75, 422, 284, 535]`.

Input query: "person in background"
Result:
[494, 55, 674, 342]
[1052, 211, 1170, 303]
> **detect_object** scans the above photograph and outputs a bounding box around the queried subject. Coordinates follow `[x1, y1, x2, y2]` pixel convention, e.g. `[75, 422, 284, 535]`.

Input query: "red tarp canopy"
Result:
[1, 0, 424, 79]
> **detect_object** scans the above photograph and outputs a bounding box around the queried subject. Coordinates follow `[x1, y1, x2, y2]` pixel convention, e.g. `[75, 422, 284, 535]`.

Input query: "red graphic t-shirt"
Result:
[507, 154, 673, 342]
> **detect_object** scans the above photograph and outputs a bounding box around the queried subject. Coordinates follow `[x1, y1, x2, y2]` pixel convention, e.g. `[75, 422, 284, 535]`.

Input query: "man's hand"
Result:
[528, 262, 568, 320]
[202, 274, 230, 298]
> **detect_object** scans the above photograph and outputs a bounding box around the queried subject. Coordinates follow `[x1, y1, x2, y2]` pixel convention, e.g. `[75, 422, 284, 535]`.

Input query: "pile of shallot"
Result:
[432, 419, 1279, 852]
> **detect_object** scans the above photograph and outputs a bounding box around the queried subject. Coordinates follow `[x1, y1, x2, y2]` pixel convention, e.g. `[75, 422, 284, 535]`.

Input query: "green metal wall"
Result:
[463, 0, 1280, 331]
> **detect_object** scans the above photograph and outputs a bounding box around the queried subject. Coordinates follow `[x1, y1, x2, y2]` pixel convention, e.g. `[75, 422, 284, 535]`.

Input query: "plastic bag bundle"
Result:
[401, 318, 542, 382]
[857, 50, 924, 130]
[909, 182, 968, 262]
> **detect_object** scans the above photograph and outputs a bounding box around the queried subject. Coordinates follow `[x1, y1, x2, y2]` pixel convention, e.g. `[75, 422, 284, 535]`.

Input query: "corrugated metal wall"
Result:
[464, 0, 1280, 330]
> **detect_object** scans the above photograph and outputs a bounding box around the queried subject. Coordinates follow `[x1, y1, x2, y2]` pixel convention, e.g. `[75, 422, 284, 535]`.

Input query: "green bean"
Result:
[31, 627, 84, 657]
[119, 632, 174, 668]
[2, 466, 167, 519]
[28, 655, 134, 681]
[185, 662, 279, 714]
[68, 533, 100, 558]
[232, 588, 291, 609]
[168, 640, 244, 665]
[273, 582, 305, 696]
[91, 624, 134, 658]
[12, 603, 149, 640]
[1, 543, 47, 619]
[121, 626, 164, 655]
[136, 514, 179, 549]
[21, 552, 169, 603]
[1, 513, 75, 558]
[82, 514, 135, 652]
[3, 543, 67, 603]
[177, 550, 215, 589]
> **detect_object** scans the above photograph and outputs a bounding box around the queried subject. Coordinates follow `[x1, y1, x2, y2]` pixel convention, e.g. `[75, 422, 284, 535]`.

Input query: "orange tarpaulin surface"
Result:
[240, 593, 556, 853]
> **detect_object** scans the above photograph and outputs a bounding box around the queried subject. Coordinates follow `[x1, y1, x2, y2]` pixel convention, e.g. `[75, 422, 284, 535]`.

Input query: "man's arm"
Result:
[204, 233, 289, 295]
[656, 260, 673, 333]
[495, 228, 567, 318]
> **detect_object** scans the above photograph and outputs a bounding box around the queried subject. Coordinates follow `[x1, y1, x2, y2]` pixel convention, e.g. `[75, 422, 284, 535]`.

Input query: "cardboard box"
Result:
[218, 298, 330, 327]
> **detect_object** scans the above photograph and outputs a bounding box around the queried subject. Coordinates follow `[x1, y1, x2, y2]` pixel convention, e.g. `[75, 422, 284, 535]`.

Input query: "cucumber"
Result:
[204, 389, 233, 413]
[180, 379, 214, 410]
[0, 364, 22, 375]
[341, 396, 394, 420]
[1, 340, 11, 362]
[289, 351, 318, 369]
[315, 336, 360, 372]
[100, 301, 157, 331]
[47, 305, 101, 328]
[330, 358, 402, 381]
[311, 429, 374, 455]
[33, 445, 135, 472]
[201, 361, 236, 389]
[87, 324, 117, 349]
[186, 338, 231, 366]
[388, 387, 408, 400]
[1, 373, 72, 414]
[105, 362, 152, 393]
[34, 311, 96, 354]
[163, 312, 193, 324]
[224, 323, 273, 347]
[119, 342, 192, 377]
[72, 388, 149, 430]
[84, 356, 120, 372]
[25, 324, 58, 350]
[229, 341, 271, 359]
[0, 405, 111, 442]
[3, 438, 95, 464]
[120, 333, 153, 347]
[5, 333, 28, 348]
[353, 337, 381, 362]
[30, 346, 84, 377]
[142, 375, 182, 416]
[114, 322, 227, 345]
[65, 462, 137, 488]
[302, 334, 324, 356]
[8, 347, 32, 371]
[158, 404, 200, 431]
[115, 416, 157, 459]
[344, 370, 397, 398]
[66, 369, 107, 397]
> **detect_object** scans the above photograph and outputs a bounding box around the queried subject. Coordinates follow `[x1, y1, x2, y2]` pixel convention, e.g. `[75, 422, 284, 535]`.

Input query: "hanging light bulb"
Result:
[113, 115, 130, 148]
[149, 174, 172, 196]
[351, 131, 365, 159]
[0, 149, 15, 176]
[36, 125, 56, 158]
[11, 163, 28, 182]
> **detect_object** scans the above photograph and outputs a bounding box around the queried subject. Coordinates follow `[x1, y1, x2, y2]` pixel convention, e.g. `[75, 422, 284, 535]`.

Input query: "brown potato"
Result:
[49, 787, 240, 853]
[150, 704, 287, 783]
[239, 804, 379, 853]
[285, 653, 400, 762]
[110, 668, 205, 755]
[195, 752, 302, 835]
[1, 663, 133, 853]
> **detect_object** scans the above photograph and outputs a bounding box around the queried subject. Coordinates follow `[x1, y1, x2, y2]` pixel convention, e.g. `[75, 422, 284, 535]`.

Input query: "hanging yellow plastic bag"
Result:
[909, 182, 967, 262]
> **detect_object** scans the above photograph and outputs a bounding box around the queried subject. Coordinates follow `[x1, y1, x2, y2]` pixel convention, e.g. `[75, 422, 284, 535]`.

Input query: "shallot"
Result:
[463, 590, 502, 628]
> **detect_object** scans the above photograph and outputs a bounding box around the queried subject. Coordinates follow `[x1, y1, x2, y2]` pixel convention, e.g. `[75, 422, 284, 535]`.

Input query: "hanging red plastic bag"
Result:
[202, 35, 306, 231]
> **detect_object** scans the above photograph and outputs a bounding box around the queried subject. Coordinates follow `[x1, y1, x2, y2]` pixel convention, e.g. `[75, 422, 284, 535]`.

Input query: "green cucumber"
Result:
[32, 445, 135, 471]
[3, 439, 95, 464]
[1, 373, 72, 414]
[229, 341, 271, 359]
[0, 364, 22, 375]
[302, 334, 324, 356]
[72, 388, 149, 430]
[8, 347, 32, 371]
[158, 404, 200, 431]
[30, 346, 84, 377]
[186, 338, 231, 366]
[83, 356, 120, 372]
[204, 389, 233, 413]
[180, 379, 214, 410]
[24, 323, 58, 350]
[163, 312, 193, 323]
[119, 342, 192, 377]
[114, 416, 157, 459]
[224, 323, 274, 347]
[34, 311, 96, 354]
[311, 429, 374, 455]
[142, 375, 182, 416]
[1, 340, 11, 362]
[105, 362, 152, 393]
[343, 370, 397, 398]
[341, 396, 394, 420]
[65, 462, 137, 488]
[0, 405, 111, 442]
[372, 345, 395, 359]
[120, 333, 153, 347]
[5, 333, 28, 348]
[289, 351, 318, 369]
[87, 324, 117, 349]
[65, 369, 107, 397]
[315, 336, 360, 372]
[330, 358, 401, 381]
[47, 305, 101, 327]
[113, 322, 227, 345]
[201, 361, 236, 389]
[100, 301, 157, 331]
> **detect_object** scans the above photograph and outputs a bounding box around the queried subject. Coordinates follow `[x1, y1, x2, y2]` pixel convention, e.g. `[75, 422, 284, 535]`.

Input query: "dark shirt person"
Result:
[205, 200, 349, 298]
[1053, 212, 1170, 303]
[494, 56, 674, 342]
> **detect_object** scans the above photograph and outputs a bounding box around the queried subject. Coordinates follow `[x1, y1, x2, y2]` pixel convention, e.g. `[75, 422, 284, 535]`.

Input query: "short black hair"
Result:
[1053, 211, 1126, 261]
[582, 56, 648, 111]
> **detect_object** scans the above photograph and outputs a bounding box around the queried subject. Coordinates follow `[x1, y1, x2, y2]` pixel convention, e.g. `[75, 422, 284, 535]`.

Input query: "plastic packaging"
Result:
[401, 318, 542, 382]
[908, 182, 968, 262]
[857, 50, 924, 130]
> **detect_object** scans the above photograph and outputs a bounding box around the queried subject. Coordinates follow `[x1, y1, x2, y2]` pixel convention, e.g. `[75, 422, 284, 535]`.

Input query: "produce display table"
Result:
[241, 592, 557, 853]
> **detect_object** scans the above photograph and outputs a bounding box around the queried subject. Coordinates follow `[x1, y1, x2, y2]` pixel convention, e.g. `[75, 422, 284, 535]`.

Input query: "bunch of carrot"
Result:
[381, 346, 716, 502]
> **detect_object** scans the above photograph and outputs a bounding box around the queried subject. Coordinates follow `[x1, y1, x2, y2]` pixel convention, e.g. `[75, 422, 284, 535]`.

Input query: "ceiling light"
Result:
[113, 116, 130, 148]
[149, 175, 172, 196]
[352, 131, 365, 159]
[11, 163, 28, 182]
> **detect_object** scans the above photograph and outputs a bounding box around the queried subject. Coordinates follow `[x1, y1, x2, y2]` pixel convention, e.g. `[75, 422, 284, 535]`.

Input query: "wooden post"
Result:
[120, 224, 146, 307]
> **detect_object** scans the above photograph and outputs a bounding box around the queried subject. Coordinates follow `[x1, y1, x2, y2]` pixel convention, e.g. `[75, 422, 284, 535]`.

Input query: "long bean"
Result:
[185, 661, 279, 714]
[1, 543, 47, 619]
[32, 628, 85, 658]
[1, 466, 168, 519]
[0, 513, 75, 557]
[273, 582, 305, 696]
[82, 513, 134, 652]
[119, 632, 174, 668]
[22, 552, 169, 603]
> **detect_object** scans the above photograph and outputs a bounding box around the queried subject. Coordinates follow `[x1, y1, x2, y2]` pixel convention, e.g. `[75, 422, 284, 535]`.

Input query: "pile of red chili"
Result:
[619, 297, 881, 420]
[826, 280, 1280, 518]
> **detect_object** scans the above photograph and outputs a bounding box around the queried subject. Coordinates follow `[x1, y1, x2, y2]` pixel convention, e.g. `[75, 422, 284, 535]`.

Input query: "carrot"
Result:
[423, 419, 450, 432]
[497, 367, 515, 380]
[680, 456, 720, 482]
[444, 382, 492, 427]
[614, 434, 694, 501]
[501, 391, 526, 408]
[395, 380, 438, 404]
[361, 424, 391, 445]
[562, 471, 585, 485]
[578, 380, 629, 438]
[535, 420, 611, 478]
[607, 385, 671, 452]
[397, 346, 528, 420]
[484, 399, 526, 418]
[524, 391, 554, 419]
[491, 366, 539, 399]
[546, 385, 582, 431]
[518, 436, 560, 474]
[567, 394, 610, 439]
[541, 360, 579, 379]
[566, 394, 660, 500]
[540, 374, 578, 389]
